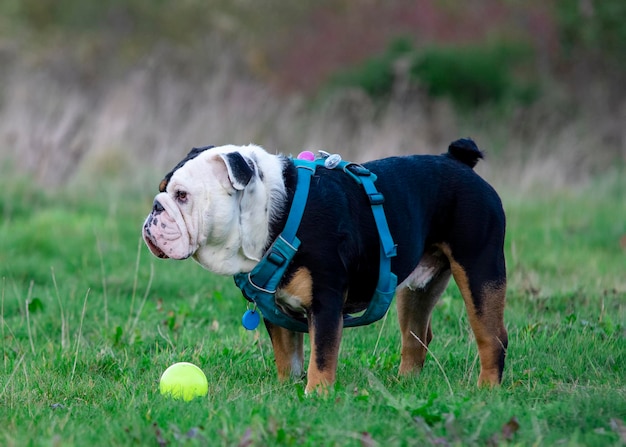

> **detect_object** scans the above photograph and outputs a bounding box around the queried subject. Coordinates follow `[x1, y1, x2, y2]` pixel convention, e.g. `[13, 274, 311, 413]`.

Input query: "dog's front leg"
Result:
[264, 320, 304, 380]
[305, 304, 343, 395]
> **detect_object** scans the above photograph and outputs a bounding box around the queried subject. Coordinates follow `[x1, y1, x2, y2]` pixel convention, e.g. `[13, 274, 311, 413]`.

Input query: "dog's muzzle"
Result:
[142, 199, 192, 260]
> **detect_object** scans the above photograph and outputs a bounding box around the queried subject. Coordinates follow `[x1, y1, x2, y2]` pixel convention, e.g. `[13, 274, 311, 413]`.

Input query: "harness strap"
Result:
[237, 163, 314, 289]
[342, 162, 397, 259]
[340, 162, 398, 327]
[234, 157, 397, 333]
[234, 163, 315, 332]
[281, 163, 316, 242]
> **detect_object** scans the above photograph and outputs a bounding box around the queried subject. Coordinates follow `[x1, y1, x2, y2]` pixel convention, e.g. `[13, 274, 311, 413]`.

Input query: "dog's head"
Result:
[142, 144, 286, 275]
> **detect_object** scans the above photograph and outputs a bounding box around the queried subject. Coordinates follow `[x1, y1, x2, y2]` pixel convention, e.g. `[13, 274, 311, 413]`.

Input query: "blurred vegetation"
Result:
[556, 0, 626, 73]
[328, 38, 538, 109]
[0, 0, 624, 186]
[0, 0, 623, 98]
[326, 38, 414, 100]
[5, 0, 214, 39]
[0, 0, 327, 51]
[414, 42, 539, 108]
[2, 0, 624, 87]
[323, 0, 625, 108]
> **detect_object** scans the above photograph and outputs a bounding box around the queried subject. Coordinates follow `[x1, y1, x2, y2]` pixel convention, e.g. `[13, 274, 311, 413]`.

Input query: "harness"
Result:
[233, 154, 397, 333]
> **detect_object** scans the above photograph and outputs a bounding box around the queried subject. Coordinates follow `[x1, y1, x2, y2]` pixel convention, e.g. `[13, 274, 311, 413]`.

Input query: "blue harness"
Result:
[233, 156, 397, 333]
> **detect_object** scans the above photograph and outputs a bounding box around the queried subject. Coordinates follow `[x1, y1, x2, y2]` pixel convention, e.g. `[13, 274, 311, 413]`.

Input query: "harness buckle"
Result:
[368, 192, 385, 205]
[346, 164, 370, 176]
[267, 251, 286, 266]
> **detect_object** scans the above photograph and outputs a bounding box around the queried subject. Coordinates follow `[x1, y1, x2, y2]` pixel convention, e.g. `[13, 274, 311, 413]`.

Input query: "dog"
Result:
[142, 139, 508, 394]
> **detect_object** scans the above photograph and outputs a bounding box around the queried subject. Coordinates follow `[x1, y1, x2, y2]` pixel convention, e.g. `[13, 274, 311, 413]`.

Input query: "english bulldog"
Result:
[142, 140, 508, 394]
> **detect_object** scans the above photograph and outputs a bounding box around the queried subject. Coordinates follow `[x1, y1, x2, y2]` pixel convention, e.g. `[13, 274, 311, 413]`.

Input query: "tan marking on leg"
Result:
[265, 323, 304, 381]
[277, 267, 313, 312]
[305, 316, 342, 395]
[439, 243, 508, 386]
[397, 287, 432, 375]
[477, 281, 508, 384]
[397, 253, 450, 376]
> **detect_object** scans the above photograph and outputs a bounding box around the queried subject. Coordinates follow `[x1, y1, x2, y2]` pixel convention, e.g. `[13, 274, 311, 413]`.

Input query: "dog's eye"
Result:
[175, 190, 188, 203]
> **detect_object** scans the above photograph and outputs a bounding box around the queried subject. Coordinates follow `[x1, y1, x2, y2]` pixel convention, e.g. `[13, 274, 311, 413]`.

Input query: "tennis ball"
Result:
[159, 362, 208, 401]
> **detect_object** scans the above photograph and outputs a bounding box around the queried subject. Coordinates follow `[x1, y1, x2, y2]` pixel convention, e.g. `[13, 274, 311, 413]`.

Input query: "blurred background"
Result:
[0, 0, 624, 192]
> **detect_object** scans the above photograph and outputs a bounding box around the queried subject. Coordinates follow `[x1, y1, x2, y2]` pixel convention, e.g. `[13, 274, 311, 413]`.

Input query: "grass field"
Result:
[0, 168, 625, 446]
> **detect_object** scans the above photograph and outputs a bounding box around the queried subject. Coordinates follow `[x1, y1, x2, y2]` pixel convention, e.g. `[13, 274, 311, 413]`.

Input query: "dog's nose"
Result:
[153, 200, 165, 213]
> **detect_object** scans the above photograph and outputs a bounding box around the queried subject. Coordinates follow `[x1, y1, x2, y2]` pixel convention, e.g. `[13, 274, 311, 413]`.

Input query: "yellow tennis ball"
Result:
[159, 362, 208, 401]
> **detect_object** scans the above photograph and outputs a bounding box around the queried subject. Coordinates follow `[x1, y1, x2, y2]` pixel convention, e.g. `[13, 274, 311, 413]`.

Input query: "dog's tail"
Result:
[446, 138, 484, 169]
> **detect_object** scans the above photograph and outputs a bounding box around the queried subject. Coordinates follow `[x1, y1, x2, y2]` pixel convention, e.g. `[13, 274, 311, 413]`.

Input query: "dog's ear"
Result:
[218, 152, 255, 191]
[216, 151, 267, 261]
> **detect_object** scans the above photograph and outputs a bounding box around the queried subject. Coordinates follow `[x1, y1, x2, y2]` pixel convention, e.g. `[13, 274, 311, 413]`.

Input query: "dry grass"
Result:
[0, 39, 623, 193]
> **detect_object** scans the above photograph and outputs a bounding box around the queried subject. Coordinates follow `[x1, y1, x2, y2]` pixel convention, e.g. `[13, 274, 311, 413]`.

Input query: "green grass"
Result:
[0, 172, 625, 446]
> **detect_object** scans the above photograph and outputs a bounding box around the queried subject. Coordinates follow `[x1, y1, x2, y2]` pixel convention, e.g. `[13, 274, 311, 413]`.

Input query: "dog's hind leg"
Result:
[264, 321, 305, 380]
[439, 243, 508, 386]
[397, 252, 451, 375]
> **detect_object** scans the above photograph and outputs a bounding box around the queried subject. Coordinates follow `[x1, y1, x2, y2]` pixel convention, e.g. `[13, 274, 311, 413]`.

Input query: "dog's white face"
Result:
[142, 144, 286, 275]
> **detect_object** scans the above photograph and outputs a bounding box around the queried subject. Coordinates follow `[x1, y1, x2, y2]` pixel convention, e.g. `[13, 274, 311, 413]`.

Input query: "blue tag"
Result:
[242, 309, 261, 330]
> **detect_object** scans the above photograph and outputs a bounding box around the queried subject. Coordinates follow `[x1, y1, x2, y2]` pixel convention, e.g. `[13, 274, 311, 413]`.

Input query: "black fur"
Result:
[274, 141, 504, 315]
[268, 139, 507, 384]
[222, 152, 255, 189]
[159, 145, 215, 192]
[446, 138, 484, 168]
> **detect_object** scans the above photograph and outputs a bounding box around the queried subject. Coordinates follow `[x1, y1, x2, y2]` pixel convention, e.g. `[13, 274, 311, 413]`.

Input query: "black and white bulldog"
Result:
[142, 140, 508, 394]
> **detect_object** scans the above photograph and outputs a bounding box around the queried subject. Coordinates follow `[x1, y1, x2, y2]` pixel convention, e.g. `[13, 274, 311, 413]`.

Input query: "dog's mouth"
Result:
[143, 229, 169, 259]
[142, 207, 194, 260]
